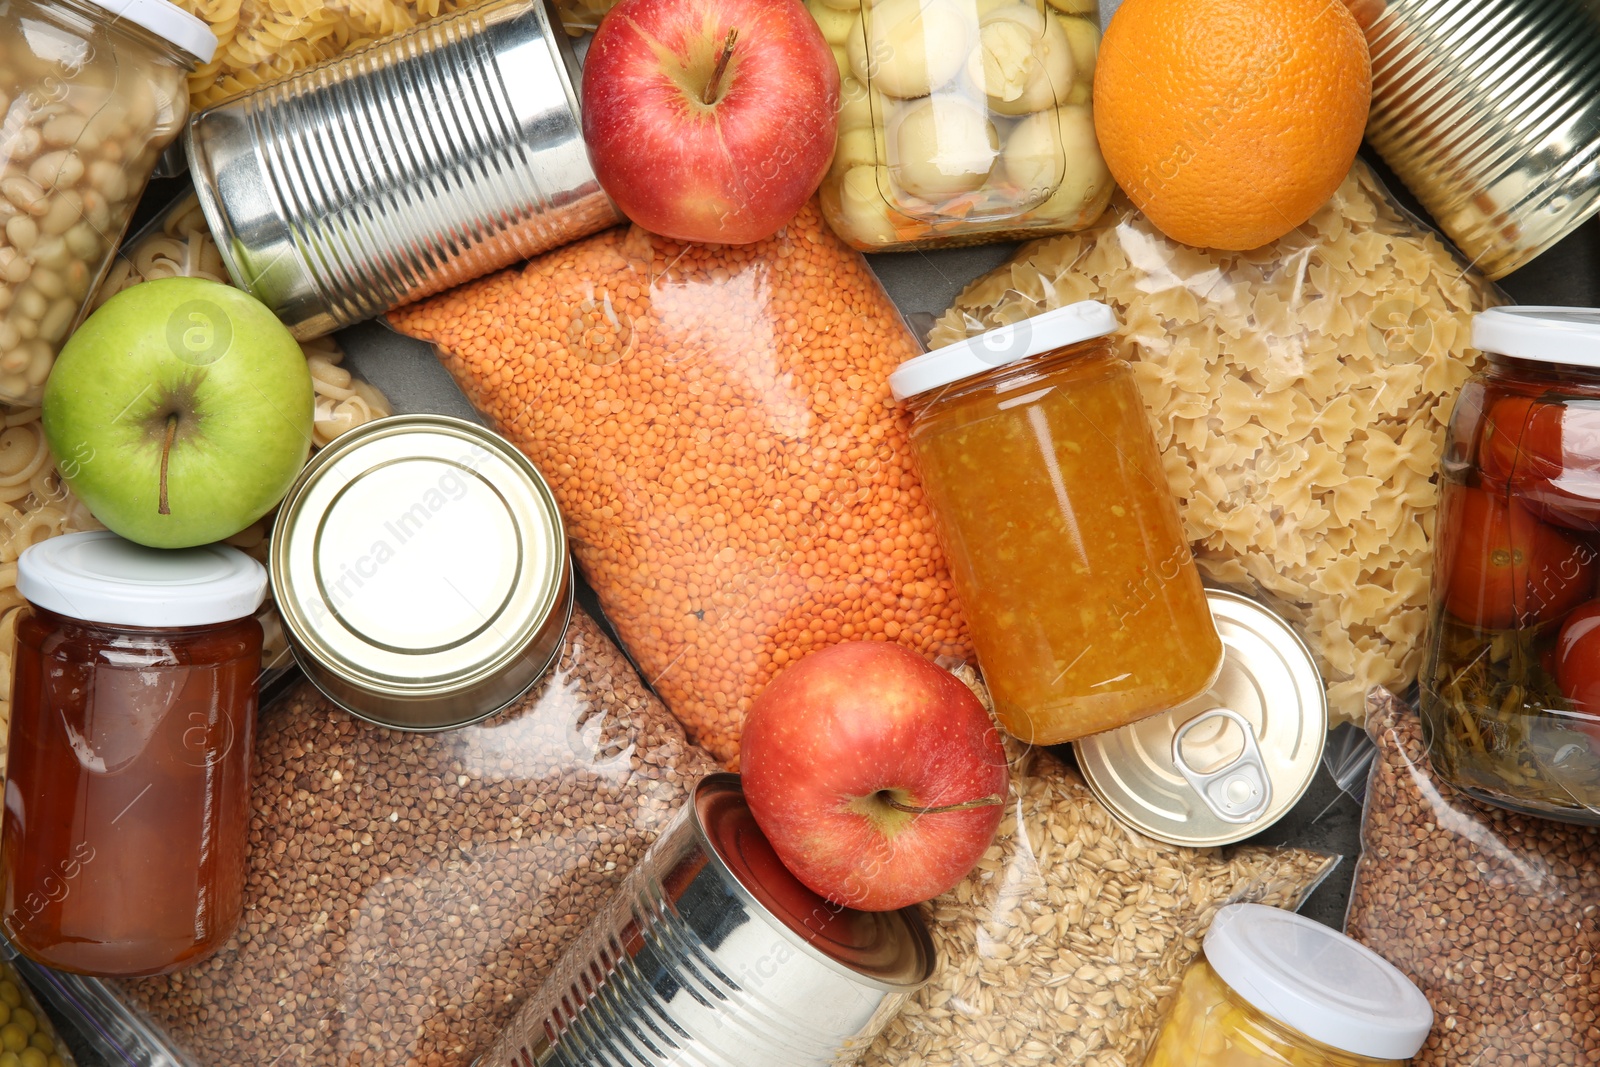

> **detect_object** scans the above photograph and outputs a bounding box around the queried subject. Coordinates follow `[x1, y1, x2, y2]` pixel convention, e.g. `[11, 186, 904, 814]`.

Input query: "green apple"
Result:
[43, 277, 314, 549]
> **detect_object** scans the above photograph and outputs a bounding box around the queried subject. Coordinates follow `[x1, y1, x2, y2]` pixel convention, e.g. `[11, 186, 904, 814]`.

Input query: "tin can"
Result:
[186, 0, 621, 338]
[1074, 590, 1327, 847]
[478, 773, 935, 1067]
[1350, 0, 1600, 280]
[270, 414, 572, 731]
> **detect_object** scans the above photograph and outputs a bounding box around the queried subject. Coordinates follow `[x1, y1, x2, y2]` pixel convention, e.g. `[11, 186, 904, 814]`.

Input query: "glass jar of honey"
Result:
[1421, 307, 1600, 823]
[890, 302, 1222, 744]
[1, 532, 267, 977]
[1144, 904, 1433, 1067]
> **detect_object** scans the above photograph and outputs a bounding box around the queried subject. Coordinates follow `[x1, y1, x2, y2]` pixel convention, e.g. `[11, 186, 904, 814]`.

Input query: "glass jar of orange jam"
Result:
[2, 532, 266, 977]
[891, 302, 1222, 744]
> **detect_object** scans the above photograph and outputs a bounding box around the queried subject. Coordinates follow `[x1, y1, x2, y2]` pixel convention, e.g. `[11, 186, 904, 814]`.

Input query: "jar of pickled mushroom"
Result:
[0, 0, 215, 404]
[1421, 307, 1600, 824]
[890, 301, 1222, 744]
[1144, 904, 1433, 1067]
[810, 0, 1111, 252]
[1, 532, 265, 977]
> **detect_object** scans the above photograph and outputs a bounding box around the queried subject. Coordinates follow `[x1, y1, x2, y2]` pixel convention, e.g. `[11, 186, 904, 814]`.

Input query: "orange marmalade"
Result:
[893, 305, 1221, 743]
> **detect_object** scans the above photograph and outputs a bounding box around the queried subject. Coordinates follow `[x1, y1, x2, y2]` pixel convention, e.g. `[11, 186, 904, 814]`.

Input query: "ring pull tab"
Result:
[1172, 708, 1272, 825]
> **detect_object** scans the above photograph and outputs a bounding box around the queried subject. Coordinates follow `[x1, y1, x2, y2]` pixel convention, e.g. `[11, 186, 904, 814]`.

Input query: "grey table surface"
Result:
[38, 147, 1600, 1066]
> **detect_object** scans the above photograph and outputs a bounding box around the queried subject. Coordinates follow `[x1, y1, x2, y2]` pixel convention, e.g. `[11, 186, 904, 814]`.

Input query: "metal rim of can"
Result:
[692, 774, 936, 995]
[1073, 589, 1327, 848]
[270, 413, 572, 731]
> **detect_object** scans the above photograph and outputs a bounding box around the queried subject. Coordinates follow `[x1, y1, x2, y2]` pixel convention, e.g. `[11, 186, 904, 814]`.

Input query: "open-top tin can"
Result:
[270, 414, 572, 730]
[1075, 590, 1327, 847]
[478, 773, 935, 1067]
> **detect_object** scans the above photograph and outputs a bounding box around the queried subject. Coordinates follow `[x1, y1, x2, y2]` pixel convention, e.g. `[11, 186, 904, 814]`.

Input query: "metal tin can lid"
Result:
[694, 774, 935, 993]
[270, 414, 569, 726]
[1074, 589, 1327, 847]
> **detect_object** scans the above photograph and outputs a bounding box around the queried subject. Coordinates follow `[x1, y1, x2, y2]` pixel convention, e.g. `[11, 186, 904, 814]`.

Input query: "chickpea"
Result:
[16, 1048, 44, 1067]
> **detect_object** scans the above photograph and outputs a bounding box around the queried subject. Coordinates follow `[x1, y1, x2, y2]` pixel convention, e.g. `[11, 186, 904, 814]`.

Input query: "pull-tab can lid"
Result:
[1074, 590, 1326, 847]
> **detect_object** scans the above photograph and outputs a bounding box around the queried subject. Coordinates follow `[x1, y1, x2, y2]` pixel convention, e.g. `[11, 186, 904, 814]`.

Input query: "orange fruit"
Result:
[1092, 0, 1371, 251]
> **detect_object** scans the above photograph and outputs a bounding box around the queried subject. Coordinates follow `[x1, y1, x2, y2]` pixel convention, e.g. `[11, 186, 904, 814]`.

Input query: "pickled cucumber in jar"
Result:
[811, 0, 1112, 251]
[1144, 905, 1430, 1067]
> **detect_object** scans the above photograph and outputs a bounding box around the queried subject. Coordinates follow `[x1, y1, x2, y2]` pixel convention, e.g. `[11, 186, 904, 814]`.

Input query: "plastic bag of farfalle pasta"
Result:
[172, 0, 488, 108]
[930, 162, 1503, 726]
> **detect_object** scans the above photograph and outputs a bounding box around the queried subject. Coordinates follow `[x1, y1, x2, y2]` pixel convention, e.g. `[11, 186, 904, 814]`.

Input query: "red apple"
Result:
[742, 642, 1009, 912]
[582, 0, 840, 245]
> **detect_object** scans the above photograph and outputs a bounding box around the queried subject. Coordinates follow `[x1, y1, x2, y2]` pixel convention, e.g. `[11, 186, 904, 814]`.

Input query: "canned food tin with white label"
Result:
[1075, 589, 1327, 847]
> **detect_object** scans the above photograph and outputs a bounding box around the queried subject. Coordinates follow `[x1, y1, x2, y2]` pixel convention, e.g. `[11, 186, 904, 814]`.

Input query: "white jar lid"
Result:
[19, 531, 267, 628]
[1472, 306, 1600, 367]
[79, 0, 218, 63]
[1204, 904, 1433, 1061]
[888, 301, 1120, 400]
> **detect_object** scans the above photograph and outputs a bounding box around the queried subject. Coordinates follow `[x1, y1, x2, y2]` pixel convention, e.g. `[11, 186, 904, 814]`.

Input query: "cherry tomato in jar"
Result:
[1477, 393, 1600, 530]
[1555, 600, 1600, 746]
[1439, 484, 1597, 630]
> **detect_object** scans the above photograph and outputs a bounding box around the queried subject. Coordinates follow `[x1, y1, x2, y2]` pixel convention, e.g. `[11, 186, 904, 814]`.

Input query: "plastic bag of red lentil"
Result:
[18, 609, 719, 1067]
[389, 201, 973, 765]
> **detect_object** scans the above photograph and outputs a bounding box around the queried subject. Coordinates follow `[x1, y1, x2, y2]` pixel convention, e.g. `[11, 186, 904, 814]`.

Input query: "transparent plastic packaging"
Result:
[0, 951, 77, 1067]
[1420, 312, 1600, 823]
[171, 0, 483, 107]
[0, 0, 199, 404]
[389, 203, 973, 765]
[931, 164, 1502, 726]
[862, 746, 1336, 1067]
[900, 325, 1220, 744]
[1346, 688, 1600, 1067]
[75, 610, 717, 1066]
[813, 0, 1111, 251]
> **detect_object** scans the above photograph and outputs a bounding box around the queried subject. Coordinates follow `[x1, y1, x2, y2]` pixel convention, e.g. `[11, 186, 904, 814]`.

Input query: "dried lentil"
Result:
[115, 611, 717, 1067]
[863, 749, 1335, 1067]
[1345, 688, 1600, 1067]
[389, 201, 972, 764]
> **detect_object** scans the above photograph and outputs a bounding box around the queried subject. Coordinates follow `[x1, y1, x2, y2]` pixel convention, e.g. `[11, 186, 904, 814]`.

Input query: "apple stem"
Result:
[158, 413, 177, 516]
[880, 793, 1005, 817]
[702, 28, 738, 105]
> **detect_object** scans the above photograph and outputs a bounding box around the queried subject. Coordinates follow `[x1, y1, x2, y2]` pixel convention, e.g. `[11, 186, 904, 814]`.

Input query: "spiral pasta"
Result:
[171, 0, 485, 108]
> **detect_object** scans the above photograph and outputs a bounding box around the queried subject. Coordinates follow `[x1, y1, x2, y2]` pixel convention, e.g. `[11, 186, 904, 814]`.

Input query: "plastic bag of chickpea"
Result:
[389, 201, 973, 764]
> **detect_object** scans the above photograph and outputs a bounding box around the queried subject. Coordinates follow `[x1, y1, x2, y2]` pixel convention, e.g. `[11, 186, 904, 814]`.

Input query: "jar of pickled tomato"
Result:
[1, 532, 266, 977]
[890, 301, 1222, 744]
[1144, 905, 1433, 1067]
[1421, 307, 1600, 824]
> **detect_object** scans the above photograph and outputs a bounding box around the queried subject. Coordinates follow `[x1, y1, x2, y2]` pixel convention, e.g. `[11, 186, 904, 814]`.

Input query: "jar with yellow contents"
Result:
[890, 302, 1223, 744]
[1145, 904, 1433, 1067]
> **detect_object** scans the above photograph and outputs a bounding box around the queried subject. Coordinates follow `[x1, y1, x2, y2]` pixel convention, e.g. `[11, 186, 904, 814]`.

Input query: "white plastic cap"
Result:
[1204, 904, 1433, 1061]
[1472, 306, 1600, 368]
[18, 531, 266, 628]
[889, 301, 1120, 400]
[80, 0, 218, 64]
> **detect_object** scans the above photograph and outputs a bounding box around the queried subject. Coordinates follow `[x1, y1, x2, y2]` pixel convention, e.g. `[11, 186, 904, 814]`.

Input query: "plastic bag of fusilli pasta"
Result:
[173, 0, 489, 108]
